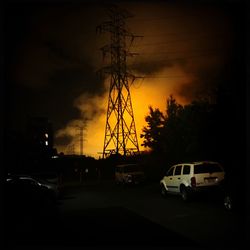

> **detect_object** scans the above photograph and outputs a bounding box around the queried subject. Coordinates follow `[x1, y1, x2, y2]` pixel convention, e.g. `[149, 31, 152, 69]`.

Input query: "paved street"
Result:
[4, 180, 247, 249]
[60, 181, 246, 246]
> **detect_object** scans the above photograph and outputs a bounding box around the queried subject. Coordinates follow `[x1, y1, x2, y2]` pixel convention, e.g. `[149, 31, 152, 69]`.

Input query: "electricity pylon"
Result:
[97, 5, 142, 158]
[75, 125, 84, 156]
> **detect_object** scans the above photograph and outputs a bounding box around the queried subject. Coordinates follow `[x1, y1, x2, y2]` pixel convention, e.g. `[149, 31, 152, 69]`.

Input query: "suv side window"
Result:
[183, 165, 190, 175]
[174, 165, 182, 175]
[167, 167, 174, 176]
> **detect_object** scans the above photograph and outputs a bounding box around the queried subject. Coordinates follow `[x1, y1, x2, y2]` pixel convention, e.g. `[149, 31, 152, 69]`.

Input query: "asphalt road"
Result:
[4, 180, 248, 249]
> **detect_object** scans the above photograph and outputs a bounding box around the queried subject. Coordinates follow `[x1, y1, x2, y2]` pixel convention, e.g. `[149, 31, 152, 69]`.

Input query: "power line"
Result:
[128, 51, 226, 68]
[143, 76, 188, 79]
[133, 34, 226, 47]
[138, 47, 227, 55]
[130, 13, 202, 22]
[137, 29, 226, 38]
[140, 74, 220, 80]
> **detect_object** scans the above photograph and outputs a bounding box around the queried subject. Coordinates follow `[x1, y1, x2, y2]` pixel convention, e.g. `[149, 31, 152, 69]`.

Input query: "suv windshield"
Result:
[194, 163, 223, 174]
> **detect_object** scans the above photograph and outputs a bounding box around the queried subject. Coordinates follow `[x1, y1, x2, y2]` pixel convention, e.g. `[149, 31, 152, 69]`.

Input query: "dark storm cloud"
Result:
[44, 63, 104, 130]
[45, 41, 85, 65]
[6, 82, 81, 132]
[55, 134, 73, 146]
[6, 35, 104, 131]
[4, 0, 105, 131]
[48, 66, 104, 95]
[175, 61, 228, 102]
[130, 58, 173, 75]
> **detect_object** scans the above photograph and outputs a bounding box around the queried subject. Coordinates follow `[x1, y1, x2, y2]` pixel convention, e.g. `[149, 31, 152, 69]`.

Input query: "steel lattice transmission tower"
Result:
[75, 125, 84, 156]
[97, 5, 142, 158]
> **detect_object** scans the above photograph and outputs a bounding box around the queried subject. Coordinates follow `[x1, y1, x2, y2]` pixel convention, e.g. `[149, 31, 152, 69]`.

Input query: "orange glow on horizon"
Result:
[55, 65, 194, 158]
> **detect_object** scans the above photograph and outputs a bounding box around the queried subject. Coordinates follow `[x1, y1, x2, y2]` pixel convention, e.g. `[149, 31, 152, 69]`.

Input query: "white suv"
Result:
[160, 161, 225, 201]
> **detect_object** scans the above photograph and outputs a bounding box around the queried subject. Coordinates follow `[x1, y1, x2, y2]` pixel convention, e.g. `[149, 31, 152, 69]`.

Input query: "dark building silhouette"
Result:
[3, 117, 58, 175]
[26, 117, 55, 159]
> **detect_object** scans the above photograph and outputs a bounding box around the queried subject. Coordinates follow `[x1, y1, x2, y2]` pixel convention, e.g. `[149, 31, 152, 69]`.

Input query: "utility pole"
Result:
[97, 4, 142, 158]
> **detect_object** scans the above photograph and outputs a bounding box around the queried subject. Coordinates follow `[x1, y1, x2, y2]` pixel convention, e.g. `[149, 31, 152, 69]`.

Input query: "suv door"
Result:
[173, 165, 182, 193]
[163, 166, 175, 192]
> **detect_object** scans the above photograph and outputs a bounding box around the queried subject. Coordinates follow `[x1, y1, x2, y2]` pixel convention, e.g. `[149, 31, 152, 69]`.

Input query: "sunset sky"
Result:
[4, 0, 244, 158]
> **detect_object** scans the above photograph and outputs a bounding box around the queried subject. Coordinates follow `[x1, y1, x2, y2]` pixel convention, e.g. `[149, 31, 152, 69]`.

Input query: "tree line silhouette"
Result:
[140, 91, 245, 175]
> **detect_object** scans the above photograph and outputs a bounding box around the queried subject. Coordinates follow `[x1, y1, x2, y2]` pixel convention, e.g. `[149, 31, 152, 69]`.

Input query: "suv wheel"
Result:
[160, 184, 167, 197]
[181, 187, 189, 201]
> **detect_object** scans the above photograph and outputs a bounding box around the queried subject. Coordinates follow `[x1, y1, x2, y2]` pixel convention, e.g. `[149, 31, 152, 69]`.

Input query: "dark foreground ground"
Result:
[3, 180, 249, 249]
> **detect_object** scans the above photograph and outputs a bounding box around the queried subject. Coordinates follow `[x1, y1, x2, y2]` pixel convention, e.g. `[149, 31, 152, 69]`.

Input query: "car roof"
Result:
[172, 161, 220, 166]
[192, 161, 220, 165]
[8, 174, 38, 181]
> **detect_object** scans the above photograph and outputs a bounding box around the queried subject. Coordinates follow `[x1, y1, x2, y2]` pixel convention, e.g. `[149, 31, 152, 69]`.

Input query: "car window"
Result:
[194, 163, 223, 174]
[174, 165, 182, 175]
[183, 165, 190, 175]
[167, 167, 174, 176]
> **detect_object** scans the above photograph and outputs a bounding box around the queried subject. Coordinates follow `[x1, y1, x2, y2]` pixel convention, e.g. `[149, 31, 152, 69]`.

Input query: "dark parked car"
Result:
[6, 174, 60, 200]
[115, 164, 146, 185]
[4, 178, 45, 217]
[4, 174, 59, 217]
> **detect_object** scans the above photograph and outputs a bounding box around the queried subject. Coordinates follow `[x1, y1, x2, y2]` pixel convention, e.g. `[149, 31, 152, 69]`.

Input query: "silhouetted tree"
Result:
[141, 95, 219, 167]
[179, 99, 217, 161]
[166, 95, 183, 121]
[140, 106, 165, 152]
[160, 95, 185, 164]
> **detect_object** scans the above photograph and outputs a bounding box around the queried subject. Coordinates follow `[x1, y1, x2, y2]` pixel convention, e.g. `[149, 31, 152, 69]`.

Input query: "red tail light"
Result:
[191, 177, 196, 187]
